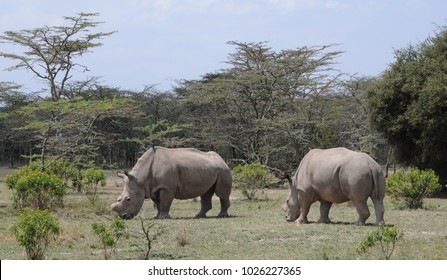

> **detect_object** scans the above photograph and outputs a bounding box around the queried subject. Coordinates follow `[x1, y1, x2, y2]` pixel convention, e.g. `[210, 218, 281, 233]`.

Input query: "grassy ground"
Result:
[0, 166, 446, 260]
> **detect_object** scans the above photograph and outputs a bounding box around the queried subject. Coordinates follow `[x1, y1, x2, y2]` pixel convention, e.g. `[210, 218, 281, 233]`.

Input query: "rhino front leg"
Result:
[156, 188, 174, 219]
[297, 203, 311, 224]
[318, 200, 332, 224]
[150, 196, 161, 219]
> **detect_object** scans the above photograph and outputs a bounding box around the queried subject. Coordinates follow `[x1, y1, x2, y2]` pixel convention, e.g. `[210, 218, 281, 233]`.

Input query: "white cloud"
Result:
[324, 1, 348, 9]
[267, 0, 319, 11]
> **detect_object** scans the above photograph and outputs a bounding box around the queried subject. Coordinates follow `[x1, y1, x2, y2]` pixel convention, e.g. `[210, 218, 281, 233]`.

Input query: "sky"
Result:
[0, 0, 446, 92]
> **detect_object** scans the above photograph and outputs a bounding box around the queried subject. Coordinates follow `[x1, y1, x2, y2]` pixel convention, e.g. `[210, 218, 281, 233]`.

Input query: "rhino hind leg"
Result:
[217, 197, 230, 218]
[214, 172, 231, 218]
[353, 199, 370, 226]
[318, 200, 333, 224]
[372, 197, 385, 225]
[195, 185, 215, 218]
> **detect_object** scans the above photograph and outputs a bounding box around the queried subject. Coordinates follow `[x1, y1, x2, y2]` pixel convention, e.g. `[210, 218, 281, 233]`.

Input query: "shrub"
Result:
[386, 168, 441, 209]
[83, 168, 106, 205]
[46, 158, 80, 184]
[356, 225, 404, 260]
[5, 161, 41, 189]
[233, 162, 270, 200]
[9, 170, 66, 210]
[13, 208, 61, 260]
[92, 218, 128, 260]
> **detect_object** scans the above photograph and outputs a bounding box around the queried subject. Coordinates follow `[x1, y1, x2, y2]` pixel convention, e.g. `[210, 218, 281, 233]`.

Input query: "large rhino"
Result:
[111, 147, 232, 219]
[284, 147, 385, 225]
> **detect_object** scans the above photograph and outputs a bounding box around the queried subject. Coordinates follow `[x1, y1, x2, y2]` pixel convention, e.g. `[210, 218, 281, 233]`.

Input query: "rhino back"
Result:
[150, 148, 230, 199]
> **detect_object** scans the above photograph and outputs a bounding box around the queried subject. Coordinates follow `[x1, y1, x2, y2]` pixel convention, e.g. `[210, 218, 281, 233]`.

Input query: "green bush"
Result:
[83, 168, 106, 205]
[233, 163, 270, 200]
[9, 170, 66, 210]
[45, 158, 85, 192]
[92, 218, 128, 260]
[386, 168, 441, 209]
[356, 225, 404, 260]
[83, 167, 106, 187]
[46, 158, 80, 183]
[13, 208, 61, 260]
[5, 161, 41, 189]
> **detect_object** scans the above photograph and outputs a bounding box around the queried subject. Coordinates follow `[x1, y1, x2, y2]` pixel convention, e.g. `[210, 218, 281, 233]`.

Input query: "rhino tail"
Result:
[369, 162, 386, 200]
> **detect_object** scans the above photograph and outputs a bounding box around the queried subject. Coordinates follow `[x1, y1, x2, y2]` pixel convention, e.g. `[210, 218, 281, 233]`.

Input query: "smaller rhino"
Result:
[284, 148, 385, 225]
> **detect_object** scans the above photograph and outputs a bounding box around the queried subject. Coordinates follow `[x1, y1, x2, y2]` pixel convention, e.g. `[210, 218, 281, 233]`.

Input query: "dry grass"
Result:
[0, 167, 446, 260]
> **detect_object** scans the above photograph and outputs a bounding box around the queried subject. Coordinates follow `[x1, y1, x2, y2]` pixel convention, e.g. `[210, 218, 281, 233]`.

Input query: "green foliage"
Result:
[92, 218, 128, 260]
[7, 166, 66, 210]
[179, 41, 351, 169]
[233, 163, 270, 200]
[367, 26, 447, 181]
[45, 157, 81, 184]
[386, 168, 441, 209]
[0, 13, 115, 101]
[356, 225, 404, 260]
[5, 161, 41, 189]
[12, 208, 61, 260]
[83, 168, 106, 205]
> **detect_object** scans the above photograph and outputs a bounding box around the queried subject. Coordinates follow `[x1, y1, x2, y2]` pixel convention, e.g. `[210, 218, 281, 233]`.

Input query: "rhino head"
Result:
[111, 171, 145, 220]
[283, 177, 300, 222]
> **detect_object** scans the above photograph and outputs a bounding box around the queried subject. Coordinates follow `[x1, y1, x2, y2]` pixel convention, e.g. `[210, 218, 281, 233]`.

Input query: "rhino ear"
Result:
[117, 171, 135, 181]
[124, 170, 136, 181]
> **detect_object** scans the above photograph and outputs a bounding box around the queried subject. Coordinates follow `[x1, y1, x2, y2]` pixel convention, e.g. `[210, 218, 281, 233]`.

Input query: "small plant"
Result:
[92, 218, 128, 260]
[387, 168, 441, 209]
[83, 168, 106, 205]
[13, 208, 61, 260]
[8, 170, 66, 210]
[356, 225, 404, 260]
[139, 217, 165, 260]
[233, 162, 270, 200]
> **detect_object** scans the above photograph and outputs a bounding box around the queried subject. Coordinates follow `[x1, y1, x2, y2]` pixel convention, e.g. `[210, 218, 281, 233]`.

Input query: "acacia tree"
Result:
[0, 82, 39, 166]
[179, 41, 343, 169]
[0, 13, 124, 169]
[0, 12, 115, 101]
[336, 76, 389, 163]
[367, 26, 447, 183]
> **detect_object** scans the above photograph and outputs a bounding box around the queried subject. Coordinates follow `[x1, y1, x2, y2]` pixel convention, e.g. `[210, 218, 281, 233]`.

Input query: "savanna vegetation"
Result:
[1, 13, 447, 260]
[1, 167, 447, 260]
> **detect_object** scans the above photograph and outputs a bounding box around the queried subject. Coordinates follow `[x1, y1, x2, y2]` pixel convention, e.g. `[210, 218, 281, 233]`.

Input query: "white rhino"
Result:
[284, 147, 385, 225]
[111, 147, 232, 219]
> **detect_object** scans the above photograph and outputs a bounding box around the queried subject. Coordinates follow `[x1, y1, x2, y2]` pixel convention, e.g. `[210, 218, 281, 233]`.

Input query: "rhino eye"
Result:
[126, 196, 131, 201]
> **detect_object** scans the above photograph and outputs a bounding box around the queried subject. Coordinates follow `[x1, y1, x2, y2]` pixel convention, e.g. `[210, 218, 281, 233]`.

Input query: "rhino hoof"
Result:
[217, 212, 229, 218]
[153, 214, 171, 219]
[318, 218, 331, 224]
